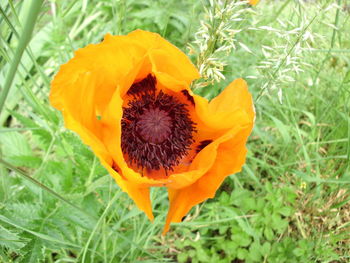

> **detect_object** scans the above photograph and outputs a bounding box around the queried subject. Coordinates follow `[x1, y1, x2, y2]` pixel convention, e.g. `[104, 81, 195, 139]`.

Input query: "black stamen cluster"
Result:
[127, 74, 156, 97]
[121, 75, 196, 173]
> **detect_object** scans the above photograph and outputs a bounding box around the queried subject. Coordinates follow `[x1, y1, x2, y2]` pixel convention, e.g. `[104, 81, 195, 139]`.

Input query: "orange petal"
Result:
[194, 78, 254, 131]
[163, 125, 252, 234]
[127, 30, 200, 85]
[62, 112, 112, 165]
[165, 124, 242, 189]
[102, 160, 154, 221]
[249, 0, 260, 6]
[51, 41, 135, 115]
[165, 78, 254, 189]
[210, 78, 254, 120]
[51, 67, 112, 165]
[149, 49, 200, 87]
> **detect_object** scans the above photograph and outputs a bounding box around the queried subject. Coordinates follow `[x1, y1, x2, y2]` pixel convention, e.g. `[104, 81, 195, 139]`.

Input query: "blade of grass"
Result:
[0, 4, 51, 87]
[0, 0, 43, 115]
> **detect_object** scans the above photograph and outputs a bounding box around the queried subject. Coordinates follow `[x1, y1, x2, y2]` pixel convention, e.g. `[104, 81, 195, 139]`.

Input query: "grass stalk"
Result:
[0, 0, 44, 115]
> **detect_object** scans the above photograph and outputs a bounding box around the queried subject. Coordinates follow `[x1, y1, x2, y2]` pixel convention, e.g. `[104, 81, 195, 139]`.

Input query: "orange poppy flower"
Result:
[248, 0, 260, 5]
[50, 29, 254, 234]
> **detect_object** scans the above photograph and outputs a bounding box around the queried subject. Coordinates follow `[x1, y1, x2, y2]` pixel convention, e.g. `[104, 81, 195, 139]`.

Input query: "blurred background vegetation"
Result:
[0, 0, 349, 262]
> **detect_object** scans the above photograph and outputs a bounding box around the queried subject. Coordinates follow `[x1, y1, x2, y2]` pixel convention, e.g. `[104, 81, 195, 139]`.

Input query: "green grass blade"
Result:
[0, 0, 44, 115]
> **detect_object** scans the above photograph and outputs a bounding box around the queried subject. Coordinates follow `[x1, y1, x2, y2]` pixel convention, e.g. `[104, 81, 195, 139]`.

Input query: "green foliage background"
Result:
[0, 0, 349, 262]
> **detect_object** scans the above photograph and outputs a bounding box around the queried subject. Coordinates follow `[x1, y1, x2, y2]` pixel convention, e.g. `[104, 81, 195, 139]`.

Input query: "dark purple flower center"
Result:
[121, 74, 196, 172]
[136, 108, 172, 144]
